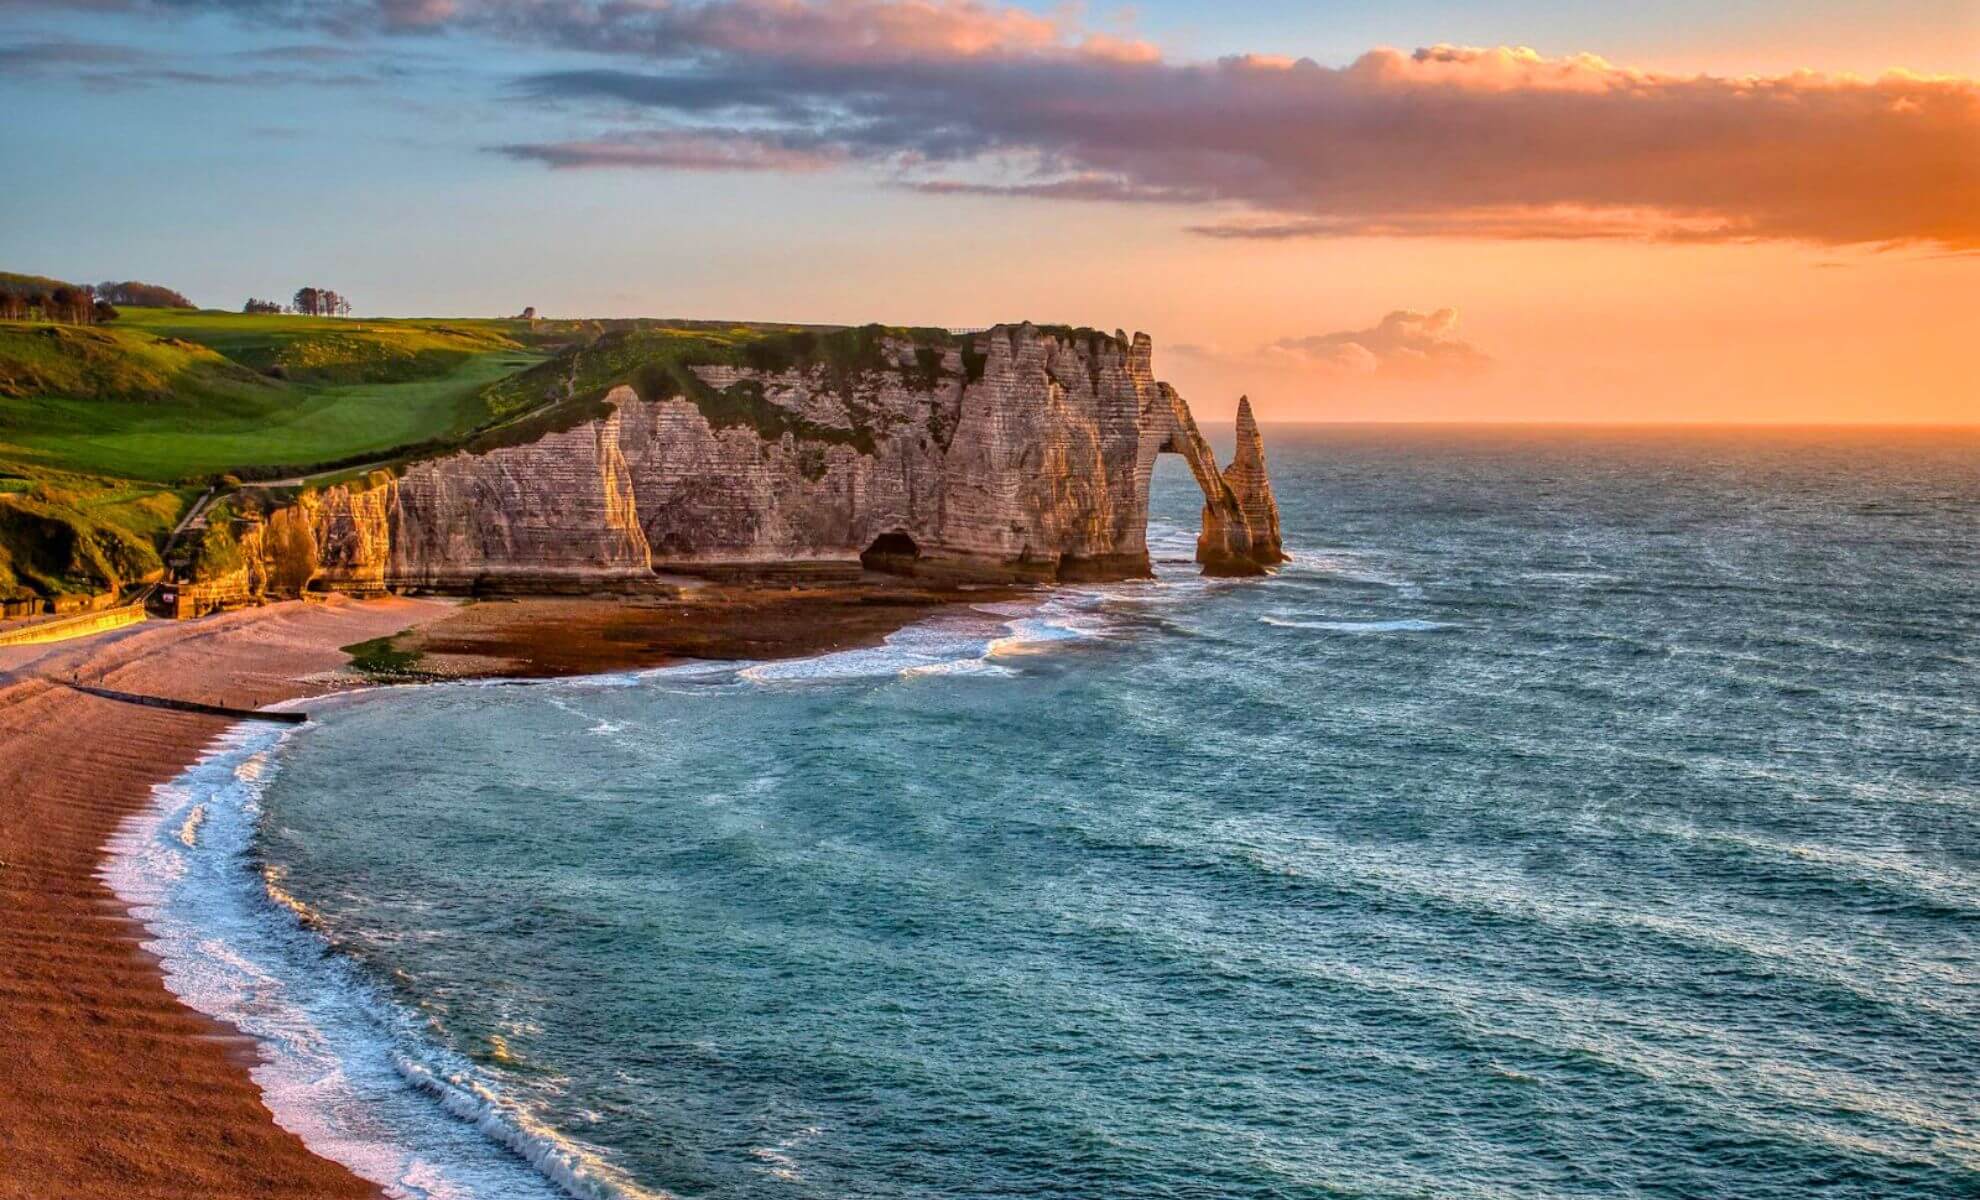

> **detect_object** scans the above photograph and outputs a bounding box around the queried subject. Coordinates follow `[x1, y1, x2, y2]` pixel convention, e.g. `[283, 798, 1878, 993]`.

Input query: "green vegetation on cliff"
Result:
[0, 306, 1090, 603]
[0, 470, 187, 598]
[477, 323, 984, 458]
[0, 306, 554, 601]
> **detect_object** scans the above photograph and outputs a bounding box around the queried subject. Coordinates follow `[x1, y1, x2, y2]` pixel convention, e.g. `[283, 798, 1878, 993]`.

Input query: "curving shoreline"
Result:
[0, 597, 441, 1200]
[0, 586, 999, 1199]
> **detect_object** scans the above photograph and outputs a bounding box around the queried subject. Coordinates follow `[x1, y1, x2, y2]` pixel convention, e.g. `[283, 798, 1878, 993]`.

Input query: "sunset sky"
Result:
[1, 0, 1974, 423]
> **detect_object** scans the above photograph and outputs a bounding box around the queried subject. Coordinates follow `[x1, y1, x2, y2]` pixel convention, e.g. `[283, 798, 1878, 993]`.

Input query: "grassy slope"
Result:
[115, 308, 528, 385]
[0, 311, 543, 480]
[0, 468, 191, 599]
[4, 342, 541, 481]
[0, 308, 547, 598]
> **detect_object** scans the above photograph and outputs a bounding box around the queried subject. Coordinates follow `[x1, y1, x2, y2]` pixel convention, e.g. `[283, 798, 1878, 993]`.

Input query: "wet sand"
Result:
[401, 582, 1021, 678]
[0, 583, 1004, 1199]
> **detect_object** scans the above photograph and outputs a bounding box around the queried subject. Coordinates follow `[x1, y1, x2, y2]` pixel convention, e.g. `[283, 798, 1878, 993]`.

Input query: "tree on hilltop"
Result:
[45, 285, 102, 324]
[289, 286, 352, 316]
[97, 281, 194, 308]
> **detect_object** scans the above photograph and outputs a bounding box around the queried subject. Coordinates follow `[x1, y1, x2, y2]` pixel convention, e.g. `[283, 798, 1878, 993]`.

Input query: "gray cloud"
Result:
[492, 128, 846, 170]
[230, 41, 364, 60]
[905, 176, 1218, 204]
[0, 37, 147, 66]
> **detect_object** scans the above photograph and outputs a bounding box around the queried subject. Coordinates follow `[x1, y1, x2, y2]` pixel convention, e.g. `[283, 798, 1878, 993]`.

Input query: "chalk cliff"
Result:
[232, 323, 1282, 596]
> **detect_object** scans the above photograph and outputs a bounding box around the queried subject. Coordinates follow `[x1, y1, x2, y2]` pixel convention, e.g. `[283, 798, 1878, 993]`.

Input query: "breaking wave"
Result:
[1259, 616, 1456, 633]
[103, 724, 663, 1200]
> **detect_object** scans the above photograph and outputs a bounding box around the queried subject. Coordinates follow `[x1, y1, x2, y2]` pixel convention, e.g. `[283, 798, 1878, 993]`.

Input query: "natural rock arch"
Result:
[1153, 389, 1285, 577]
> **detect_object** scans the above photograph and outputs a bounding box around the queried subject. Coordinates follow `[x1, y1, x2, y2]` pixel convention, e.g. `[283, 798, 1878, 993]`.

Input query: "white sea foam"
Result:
[1259, 616, 1455, 633]
[1284, 548, 1424, 597]
[737, 619, 1005, 683]
[739, 593, 1116, 684]
[102, 722, 664, 1200]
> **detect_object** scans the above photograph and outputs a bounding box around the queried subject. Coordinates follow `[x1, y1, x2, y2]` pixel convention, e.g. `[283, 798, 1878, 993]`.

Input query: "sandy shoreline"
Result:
[0, 584, 1006, 1199]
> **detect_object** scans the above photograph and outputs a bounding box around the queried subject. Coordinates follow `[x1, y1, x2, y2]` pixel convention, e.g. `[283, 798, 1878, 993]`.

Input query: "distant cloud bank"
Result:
[10, 0, 1978, 247]
[1178, 309, 1491, 381]
[1266, 311, 1492, 378]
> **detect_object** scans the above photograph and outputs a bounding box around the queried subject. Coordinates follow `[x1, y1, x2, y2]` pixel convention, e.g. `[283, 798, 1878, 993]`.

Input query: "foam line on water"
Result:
[102, 723, 665, 1200]
[1284, 548, 1425, 597]
[1259, 616, 1456, 633]
[737, 594, 1122, 684]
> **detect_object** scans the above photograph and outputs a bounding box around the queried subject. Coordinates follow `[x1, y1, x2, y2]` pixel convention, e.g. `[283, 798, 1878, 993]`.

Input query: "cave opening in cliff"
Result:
[860, 531, 921, 575]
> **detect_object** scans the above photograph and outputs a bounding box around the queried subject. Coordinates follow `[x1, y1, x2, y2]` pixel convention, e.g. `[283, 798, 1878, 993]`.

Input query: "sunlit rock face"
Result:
[242, 324, 1283, 593]
[1202, 396, 1287, 576]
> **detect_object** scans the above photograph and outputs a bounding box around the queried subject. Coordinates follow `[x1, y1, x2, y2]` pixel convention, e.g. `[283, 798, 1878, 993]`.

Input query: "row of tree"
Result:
[243, 288, 352, 316]
[293, 287, 350, 317]
[97, 280, 194, 308]
[0, 285, 116, 324]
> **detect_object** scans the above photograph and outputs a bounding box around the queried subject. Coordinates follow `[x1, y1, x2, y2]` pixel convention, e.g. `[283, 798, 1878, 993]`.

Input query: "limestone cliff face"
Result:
[1202, 397, 1287, 575]
[239, 324, 1283, 594]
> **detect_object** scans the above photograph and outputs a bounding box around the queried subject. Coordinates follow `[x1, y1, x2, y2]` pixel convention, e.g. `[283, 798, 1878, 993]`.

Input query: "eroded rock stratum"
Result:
[237, 323, 1284, 595]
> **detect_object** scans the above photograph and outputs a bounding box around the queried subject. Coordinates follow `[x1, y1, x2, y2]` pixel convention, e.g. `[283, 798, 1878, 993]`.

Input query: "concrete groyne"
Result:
[65, 683, 307, 724]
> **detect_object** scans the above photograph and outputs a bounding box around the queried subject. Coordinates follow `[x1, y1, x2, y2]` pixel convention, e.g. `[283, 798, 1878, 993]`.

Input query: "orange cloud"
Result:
[609, 0, 1155, 66]
[1178, 309, 1492, 381]
[506, 21, 1980, 248]
[1264, 310, 1492, 379]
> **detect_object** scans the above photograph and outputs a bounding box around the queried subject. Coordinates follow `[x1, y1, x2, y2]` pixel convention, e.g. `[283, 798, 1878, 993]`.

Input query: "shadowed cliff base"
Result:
[381, 581, 1027, 679]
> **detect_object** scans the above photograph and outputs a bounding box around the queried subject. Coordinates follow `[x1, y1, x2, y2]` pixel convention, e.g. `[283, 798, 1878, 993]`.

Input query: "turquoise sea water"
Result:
[115, 427, 1979, 1199]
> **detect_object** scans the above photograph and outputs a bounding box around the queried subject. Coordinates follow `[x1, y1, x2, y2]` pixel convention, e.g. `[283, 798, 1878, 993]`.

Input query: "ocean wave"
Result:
[1144, 520, 1199, 560]
[1638, 819, 1980, 917]
[737, 619, 1003, 683]
[1259, 616, 1455, 633]
[392, 1051, 669, 1200]
[1061, 855, 1979, 1170]
[740, 596, 1116, 684]
[1284, 549, 1424, 596]
[103, 724, 658, 1200]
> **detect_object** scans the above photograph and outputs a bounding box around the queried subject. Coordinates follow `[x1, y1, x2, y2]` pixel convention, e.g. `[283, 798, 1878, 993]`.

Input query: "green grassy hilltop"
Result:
[0, 309, 545, 480]
[0, 306, 561, 601]
[0, 304, 1084, 604]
